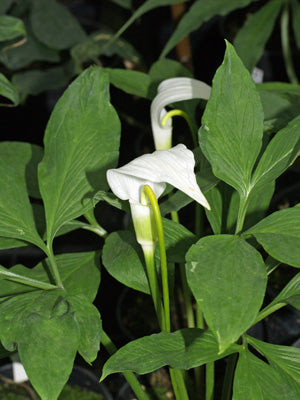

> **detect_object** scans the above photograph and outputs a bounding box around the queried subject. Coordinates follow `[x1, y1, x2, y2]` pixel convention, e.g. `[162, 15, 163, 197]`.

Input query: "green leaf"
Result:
[0, 25, 59, 70]
[0, 73, 19, 105]
[0, 290, 80, 400]
[55, 252, 101, 302]
[92, 31, 143, 64]
[104, 68, 151, 98]
[233, 348, 300, 399]
[244, 205, 300, 268]
[258, 84, 300, 134]
[251, 114, 300, 190]
[12, 62, 75, 97]
[93, 190, 129, 212]
[111, 0, 132, 9]
[0, 252, 100, 301]
[68, 294, 101, 364]
[148, 58, 193, 98]
[0, 141, 43, 198]
[200, 41, 263, 197]
[101, 328, 239, 380]
[0, 15, 26, 41]
[30, 0, 87, 50]
[234, 0, 282, 72]
[291, 0, 300, 50]
[186, 235, 267, 353]
[228, 181, 275, 233]
[0, 142, 45, 250]
[111, 0, 187, 46]
[38, 66, 120, 242]
[161, 0, 257, 58]
[102, 230, 149, 294]
[248, 336, 300, 384]
[0, 236, 28, 250]
[205, 180, 274, 235]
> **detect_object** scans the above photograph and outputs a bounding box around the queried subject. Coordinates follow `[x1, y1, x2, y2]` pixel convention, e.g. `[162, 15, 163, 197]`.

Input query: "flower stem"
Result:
[281, 0, 299, 84]
[161, 109, 197, 148]
[143, 185, 170, 332]
[221, 353, 238, 400]
[169, 369, 190, 400]
[101, 330, 150, 400]
[206, 362, 214, 400]
[143, 185, 189, 399]
[143, 246, 165, 330]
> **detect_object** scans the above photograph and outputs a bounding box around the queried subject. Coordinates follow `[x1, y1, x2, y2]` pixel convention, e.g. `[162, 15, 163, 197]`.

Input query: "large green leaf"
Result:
[12, 62, 75, 97]
[30, 0, 86, 50]
[0, 72, 19, 105]
[101, 328, 239, 380]
[233, 348, 300, 399]
[248, 336, 300, 384]
[160, 0, 257, 58]
[0, 142, 45, 250]
[0, 290, 80, 400]
[68, 294, 101, 364]
[102, 230, 149, 294]
[0, 15, 26, 41]
[38, 66, 120, 242]
[186, 235, 267, 353]
[199, 41, 263, 197]
[251, 114, 300, 190]
[244, 204, 300, 268]
[0, 25, 59, 70]
[234, 0, 282, 72]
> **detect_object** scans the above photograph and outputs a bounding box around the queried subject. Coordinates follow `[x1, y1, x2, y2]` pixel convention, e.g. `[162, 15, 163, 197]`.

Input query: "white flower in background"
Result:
[107, 144, 210, 246]
[151, 77, 211, 150]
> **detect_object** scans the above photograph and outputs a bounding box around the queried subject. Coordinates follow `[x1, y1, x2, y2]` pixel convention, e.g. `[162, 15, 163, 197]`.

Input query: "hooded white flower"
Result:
[107, 144, 210, 246]
[107, 144, 210, 209]
[151, 77, 211, 150]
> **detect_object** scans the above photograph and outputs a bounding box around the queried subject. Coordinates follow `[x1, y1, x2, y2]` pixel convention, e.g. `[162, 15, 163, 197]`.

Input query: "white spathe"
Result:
[151, 77, 211, 150]
[107, 144, 210, 210]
